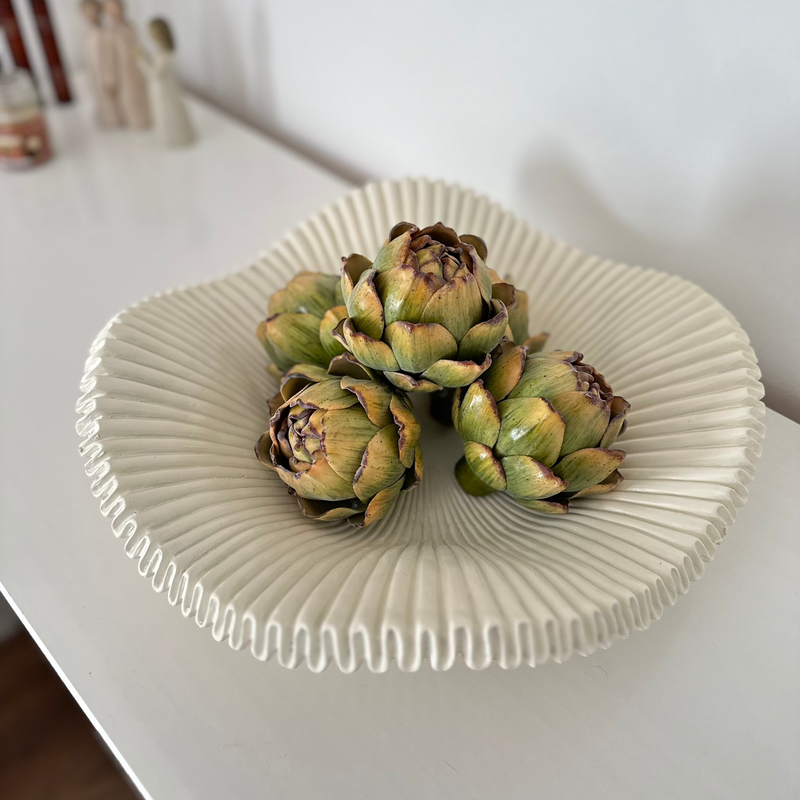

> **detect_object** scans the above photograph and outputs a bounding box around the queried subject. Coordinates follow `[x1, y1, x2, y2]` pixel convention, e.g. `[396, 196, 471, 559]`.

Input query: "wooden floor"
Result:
[0, 631, 139, 800]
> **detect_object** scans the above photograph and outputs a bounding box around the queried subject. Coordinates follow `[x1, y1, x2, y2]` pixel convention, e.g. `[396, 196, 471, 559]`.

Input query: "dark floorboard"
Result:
[0, 631, 139, 800]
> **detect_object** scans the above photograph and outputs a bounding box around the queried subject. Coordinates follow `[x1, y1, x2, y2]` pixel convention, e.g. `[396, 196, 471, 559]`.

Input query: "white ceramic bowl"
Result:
[77, 178, 764, 672]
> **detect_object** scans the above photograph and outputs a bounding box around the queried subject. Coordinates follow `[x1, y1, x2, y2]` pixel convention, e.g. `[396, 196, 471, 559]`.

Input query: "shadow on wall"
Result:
[515, 145, 800, 421]
[183, 2, 365, 185]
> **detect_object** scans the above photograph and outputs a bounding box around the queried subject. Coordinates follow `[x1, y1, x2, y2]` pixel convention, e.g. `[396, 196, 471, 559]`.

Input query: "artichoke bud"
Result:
[257, 271, 347, 374]
[334, 222, 519, 392]
[452, 349, 629, 513]
[256, 368, 422, 527]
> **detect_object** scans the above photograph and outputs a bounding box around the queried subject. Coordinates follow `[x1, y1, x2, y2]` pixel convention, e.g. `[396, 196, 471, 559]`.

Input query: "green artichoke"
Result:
[257, 271, 347, 377]
[451, 345, 630, 513]
[256, 357, 423, 526]
[333, 222, 527, 392]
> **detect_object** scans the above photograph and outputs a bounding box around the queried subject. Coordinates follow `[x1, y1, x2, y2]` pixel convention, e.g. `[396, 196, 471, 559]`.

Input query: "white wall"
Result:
[36, 1, 800, 419]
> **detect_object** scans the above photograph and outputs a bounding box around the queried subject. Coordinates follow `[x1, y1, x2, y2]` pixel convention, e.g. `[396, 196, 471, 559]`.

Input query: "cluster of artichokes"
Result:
[256, 222, 628, 526]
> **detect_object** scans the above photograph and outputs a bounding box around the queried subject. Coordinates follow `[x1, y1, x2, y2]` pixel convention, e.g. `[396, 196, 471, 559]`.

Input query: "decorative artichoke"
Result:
[256, 271, 347, 376]
[333, 222, 527, 392]
[451, 345, 630, 513]
[256, 358, 423, 526]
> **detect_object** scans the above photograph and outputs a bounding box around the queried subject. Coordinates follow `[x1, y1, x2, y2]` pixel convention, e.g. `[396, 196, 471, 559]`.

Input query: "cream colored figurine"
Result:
[102, 0, 150, 129]
[79, 0, 121, 126]
[138, 18, 195, 148]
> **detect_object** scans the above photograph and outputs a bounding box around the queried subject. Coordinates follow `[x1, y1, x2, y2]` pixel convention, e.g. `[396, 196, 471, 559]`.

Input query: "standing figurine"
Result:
[79, 0, 121, 126]
[138, 18, 195, 147]
[102, 0, 150, 129]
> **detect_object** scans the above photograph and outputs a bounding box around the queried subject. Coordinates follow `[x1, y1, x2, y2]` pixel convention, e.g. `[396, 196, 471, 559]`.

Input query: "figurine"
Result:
[102, 0, 150, 129]
[79, 0, 121, 126]
[137, 18, 195, 147]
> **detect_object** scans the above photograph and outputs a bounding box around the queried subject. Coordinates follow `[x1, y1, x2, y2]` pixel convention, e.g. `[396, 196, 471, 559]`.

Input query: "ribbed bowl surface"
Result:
[77, 178, 765, 671]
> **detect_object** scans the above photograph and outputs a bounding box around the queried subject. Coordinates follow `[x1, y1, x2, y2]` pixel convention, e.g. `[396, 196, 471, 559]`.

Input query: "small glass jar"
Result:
[0, 71, 53, 169]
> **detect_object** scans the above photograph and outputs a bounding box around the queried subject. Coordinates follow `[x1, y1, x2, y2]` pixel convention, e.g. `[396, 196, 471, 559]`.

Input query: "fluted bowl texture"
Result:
[76, 178, 765, 672]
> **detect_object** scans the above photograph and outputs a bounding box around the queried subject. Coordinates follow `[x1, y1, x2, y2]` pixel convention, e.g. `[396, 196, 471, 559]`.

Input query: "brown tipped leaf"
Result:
[552, 448, 625, 494]
[265, 313, 329, 369]
[418, 273, 483, 341]
[516, 497, 570, 514]
[384, 321, 458, 373]
[340, 376, 394, 427]
[390, 394, 421, 468]
[346, 268, 384, 340]
[372, 230, 413, 273]
[508, 357, 581, 401]
[571, 469, 624, 498]
[291, 379, 359, 411]
[278, 458, 356, 502]
[339, 319, 400, 372]
[481, 345, 526, 401]
[456, 299, 508, 362]
[341, 254, 373, 302]
[296, 497, 366, 522]
[362, 476, 405, 526]
[599, 396, 630, 448]
[494, 397, 566, 467]
[464, 441, 507, 491]
[501, 456, 567, 500]
[549, 391, 611, 456]
[457, 380, 501, 446]
[353, 425, 406, 503]
[384, 372, 440, 393]
[319, 305, 348, 359]
[421, 353, 491, 388]
[375, 263, 439, 325]
[320, 407, 381, 482]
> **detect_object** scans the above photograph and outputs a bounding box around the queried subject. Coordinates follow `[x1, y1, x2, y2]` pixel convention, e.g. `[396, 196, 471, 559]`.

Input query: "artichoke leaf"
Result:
[515, 497, 569, 514]
[421, 353, 491, 389]
[296, 497, 365, 521]
[508, 358, 581, 401]
[384, 372, 441, 393]
[570, 469, 624, 498]
[375, 262, 439, 326]
[464, 441, 507, 491]
[341, 254, 373, 302]
[552, 448, 625, 494]
[419, 273, 483, 341]
[456, 299, 508, 363]
[277, 458, 356, 502]
[320, 407, 381, 482]
[599, 396, 630, 448]
[372, 230, 413, 273]
[319, 306, 349, 359]
[495, 397, 566, 467]
[501, 456, 567, 500]
[384, 321, 458, 374]
[265, 312, 328, 368]
[292, 379, 359, 411]
[481, 345, 526, 402]
[339, 376, 394, 427]
[549, 391, 611, 456]
[353, 425, 406, 502]
[362, 476, 406, 526]
[338, 319, 400, 372]
[390, 394, 421, 468]
[273, 272, 339, 318]
[457, 380, 501, 447]
[346, 268, 385, 340]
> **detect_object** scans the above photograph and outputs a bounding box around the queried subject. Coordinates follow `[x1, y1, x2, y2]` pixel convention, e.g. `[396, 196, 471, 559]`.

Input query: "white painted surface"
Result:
[1, 77, 799, 800]
[25, 0, 800, 420]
